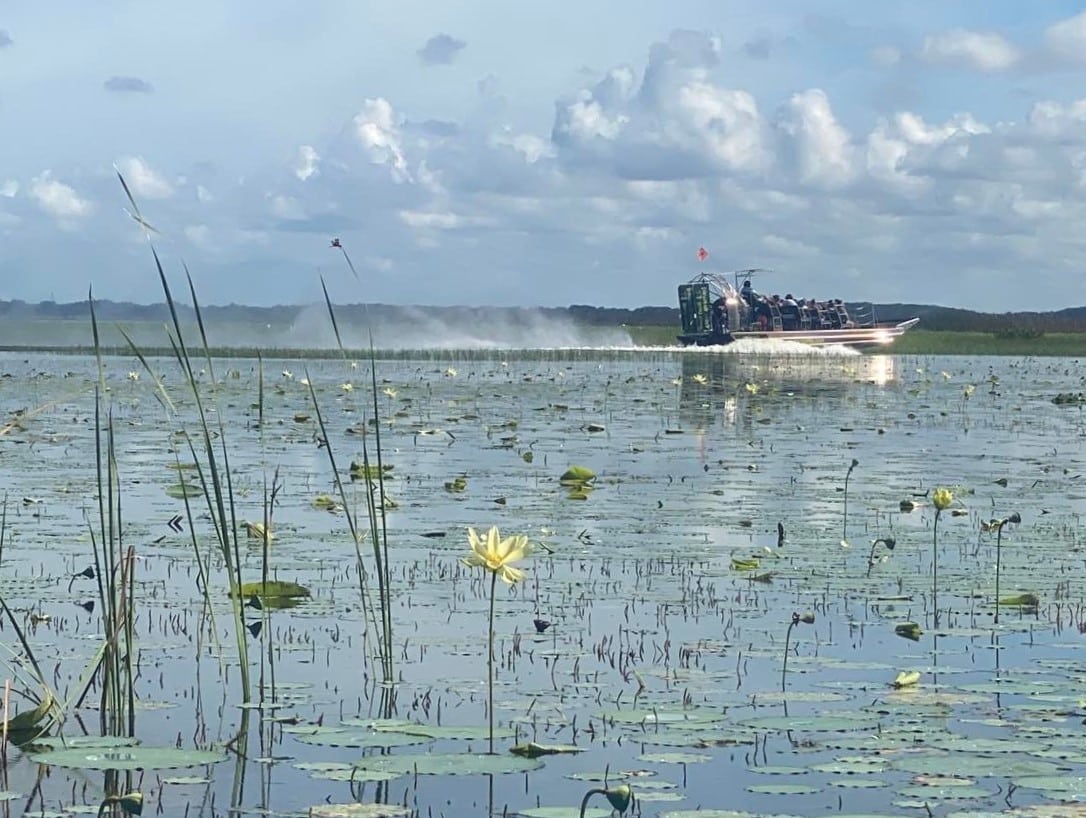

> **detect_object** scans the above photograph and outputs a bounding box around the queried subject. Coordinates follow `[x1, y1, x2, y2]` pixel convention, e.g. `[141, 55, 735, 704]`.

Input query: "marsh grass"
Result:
[304, 276, 395, 690]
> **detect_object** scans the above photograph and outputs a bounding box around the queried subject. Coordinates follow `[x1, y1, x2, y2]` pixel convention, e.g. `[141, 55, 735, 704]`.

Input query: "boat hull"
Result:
[678, 318, 919, 350]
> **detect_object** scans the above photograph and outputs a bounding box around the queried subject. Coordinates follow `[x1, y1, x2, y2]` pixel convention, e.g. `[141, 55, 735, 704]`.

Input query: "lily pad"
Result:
[559, 466, 595, 486]
[29, 746, 226, 770]
[294, 729, 432, 749]
[510, 743, 584, 758]
[350, 753, 544, 776]
[745, 783, 821, 795]
[517, 809, 611, 818]
[165, 482, 203, 499]
[307, 805, 410, 818]
[232, 581, 310, 607]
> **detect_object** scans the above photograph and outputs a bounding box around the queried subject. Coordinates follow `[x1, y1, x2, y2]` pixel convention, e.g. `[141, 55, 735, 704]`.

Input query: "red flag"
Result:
[697, 246, 709, 262]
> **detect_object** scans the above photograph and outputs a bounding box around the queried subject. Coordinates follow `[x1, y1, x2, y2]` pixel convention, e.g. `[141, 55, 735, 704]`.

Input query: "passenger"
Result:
[711, 294, 728, 336]
[755, 296, 771, 330]
[741, 280, 754, 305]
[781, 294, 800, 330]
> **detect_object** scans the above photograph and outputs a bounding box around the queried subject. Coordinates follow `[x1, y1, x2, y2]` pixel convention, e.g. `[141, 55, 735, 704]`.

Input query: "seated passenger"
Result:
[780, 294, 800, 330]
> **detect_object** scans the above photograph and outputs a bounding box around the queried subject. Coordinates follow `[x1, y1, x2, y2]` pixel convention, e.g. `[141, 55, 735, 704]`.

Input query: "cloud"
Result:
[417, 34, 466, 65]
[0, 180, 17, 198]
[103, 75, 154, 94]
[1045, 12, 1086, 63]
[920, 29, 1020, 71]
[294, 145, 320, 181]
[553, 32, 770, 180]
[31, 172, 92, 220]
[354, 98, 410, 181]
[0, 30, 12, 48]
[778, 89, 855, 188]
[116, 156, 174, 199]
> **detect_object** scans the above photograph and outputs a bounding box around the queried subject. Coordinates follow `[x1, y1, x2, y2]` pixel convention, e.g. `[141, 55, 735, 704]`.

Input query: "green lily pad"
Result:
[893, 755, 1061, 778]
[745, 783, 821, 795]
[307, 805, 410, 818]
[231, 582, 310, 608]
[897, 784, 995, 800]
[559, 466, 595, 486]
[740, 714, 878, 732]
[29, 746, 226, 770]
[351, 753, 544, 776]
[517, 809, 611, 818]
[1015, 775, 1086, 794]
[28, 736, 141, 750]
[510, 743, 583, 758]
[638, 752, 711, 764]
[294, 729, 432, 749]
[165, 482, 203, 499]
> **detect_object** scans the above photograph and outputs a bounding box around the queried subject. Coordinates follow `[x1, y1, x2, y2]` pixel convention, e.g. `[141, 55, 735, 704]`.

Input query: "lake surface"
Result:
[2, 343, 1086, 817]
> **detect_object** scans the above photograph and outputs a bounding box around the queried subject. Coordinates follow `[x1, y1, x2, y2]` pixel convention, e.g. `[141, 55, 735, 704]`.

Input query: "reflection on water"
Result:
[678, 351, 897, 430]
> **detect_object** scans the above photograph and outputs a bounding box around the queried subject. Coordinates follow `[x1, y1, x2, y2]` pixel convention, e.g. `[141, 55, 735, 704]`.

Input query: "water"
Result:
[1, 347, 1085, 816]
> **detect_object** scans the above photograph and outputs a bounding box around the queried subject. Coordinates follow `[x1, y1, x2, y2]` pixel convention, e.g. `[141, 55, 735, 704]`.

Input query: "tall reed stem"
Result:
[932, 509, 942, 629]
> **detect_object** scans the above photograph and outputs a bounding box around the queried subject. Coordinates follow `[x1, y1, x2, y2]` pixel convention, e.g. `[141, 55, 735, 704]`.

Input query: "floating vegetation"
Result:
[231, 580, 311, 608]
[558, 465, 596, 486]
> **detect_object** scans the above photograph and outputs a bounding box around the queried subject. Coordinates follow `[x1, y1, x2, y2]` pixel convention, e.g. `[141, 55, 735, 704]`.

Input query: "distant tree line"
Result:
[3, 298, 1086, 334]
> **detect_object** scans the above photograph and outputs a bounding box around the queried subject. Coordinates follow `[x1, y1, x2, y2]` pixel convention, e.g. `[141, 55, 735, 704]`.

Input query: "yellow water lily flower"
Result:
[892, 670, 921, 689]
[127, 371, 139, 381]
[383, 387, 398, 398]
[463, 526, 531, 583]
[340, 382, 353, 392]
[691, 373, 708, 385]
[932, 487, 954, 511]
[244, 521, 274, 541]
[745, 382, 759, 394]
[445, 367, 458, 377]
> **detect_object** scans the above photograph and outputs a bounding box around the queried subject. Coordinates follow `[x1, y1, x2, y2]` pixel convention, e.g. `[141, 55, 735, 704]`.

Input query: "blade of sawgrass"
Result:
[303, 371, 381, 669]
[89, 294, 122, 735]
[316, 276, 393, 682]
[116, 170, 252, 710]
[146, 238, 252, 704]
[118, 327, 175, 414]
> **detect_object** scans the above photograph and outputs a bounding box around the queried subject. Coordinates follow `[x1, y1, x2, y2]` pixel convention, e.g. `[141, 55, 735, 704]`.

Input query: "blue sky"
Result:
[3, 1, 1086, 311]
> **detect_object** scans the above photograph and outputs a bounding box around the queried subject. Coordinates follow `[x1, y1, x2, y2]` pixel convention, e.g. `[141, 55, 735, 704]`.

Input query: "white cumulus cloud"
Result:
[294, 145, 320, 180]
[921, 29, 1020, 71]
[31, 172, 92, 219]
[354, 98, 410, 182]
[1046, 12, 1086, 62]
[778, 89, 855, 187]
[116, 156, 174, 199]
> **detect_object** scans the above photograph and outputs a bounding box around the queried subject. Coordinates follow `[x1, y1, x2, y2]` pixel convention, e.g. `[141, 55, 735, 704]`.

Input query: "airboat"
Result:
[677, 269, 919, 349]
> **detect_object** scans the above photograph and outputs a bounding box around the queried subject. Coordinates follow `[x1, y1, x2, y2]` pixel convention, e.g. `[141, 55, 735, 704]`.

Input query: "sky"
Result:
[3, 2, 1086, 312]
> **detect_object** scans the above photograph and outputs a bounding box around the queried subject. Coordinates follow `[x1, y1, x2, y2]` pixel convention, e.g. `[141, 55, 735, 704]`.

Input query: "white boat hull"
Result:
[728, 318, 920, 349]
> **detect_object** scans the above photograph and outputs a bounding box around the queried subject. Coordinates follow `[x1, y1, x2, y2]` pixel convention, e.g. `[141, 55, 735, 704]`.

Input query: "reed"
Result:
[86, 295, 138, 737]
[304, 274, 395, 687]
[116, 172, 254, 704]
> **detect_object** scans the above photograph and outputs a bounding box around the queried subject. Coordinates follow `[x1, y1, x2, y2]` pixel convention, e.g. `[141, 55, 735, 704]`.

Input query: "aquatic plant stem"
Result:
[842, 458, 858, 543]
[781, 615, 797, 693]
[579, 789, 606, 818]
[932, 508, 941, 629]
[995, 523, 1002, 625]
[488, 570, 497, 755]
